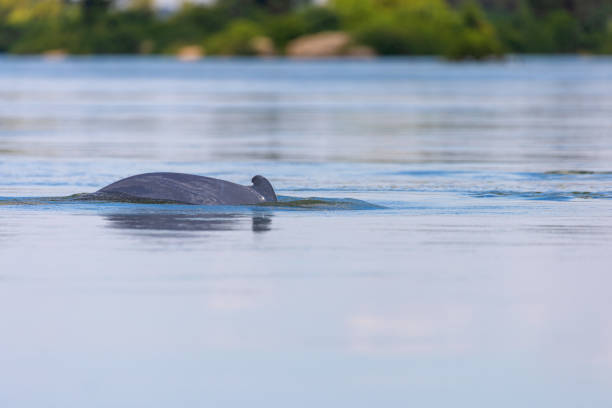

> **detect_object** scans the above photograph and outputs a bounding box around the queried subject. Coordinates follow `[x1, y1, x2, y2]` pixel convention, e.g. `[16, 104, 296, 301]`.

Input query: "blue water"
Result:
[1, 56, 612, 407]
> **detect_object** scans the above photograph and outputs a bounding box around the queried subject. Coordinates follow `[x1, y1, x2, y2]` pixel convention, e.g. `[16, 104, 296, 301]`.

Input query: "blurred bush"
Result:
[333, 0, 501, 58]
[205, 19, 263, 55]
[444, 1, 502, 59]
[0, 0, 611, 57]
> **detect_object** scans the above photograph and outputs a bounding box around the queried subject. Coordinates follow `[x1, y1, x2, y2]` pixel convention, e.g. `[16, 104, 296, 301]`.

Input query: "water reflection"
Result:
[103, 212, 273, 235]
[3, 57, 612, 167]
[2, 58, 612, 406]
[252, 214, 272, 233]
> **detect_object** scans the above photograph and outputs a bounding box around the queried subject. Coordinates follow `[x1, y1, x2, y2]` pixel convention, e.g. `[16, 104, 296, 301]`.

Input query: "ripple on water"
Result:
[0, 195, 384, 211]
[469, 190, 612, 201]
[544, 170, 612, 175]
[260, 196, 384, 210]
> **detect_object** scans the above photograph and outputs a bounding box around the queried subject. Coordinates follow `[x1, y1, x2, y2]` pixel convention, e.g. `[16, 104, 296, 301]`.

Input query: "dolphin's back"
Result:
[97, 172, 271, 205]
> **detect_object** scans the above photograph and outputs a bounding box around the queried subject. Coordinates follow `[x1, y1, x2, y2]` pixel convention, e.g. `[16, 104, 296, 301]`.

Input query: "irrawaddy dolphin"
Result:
[91, 173, 278, 205]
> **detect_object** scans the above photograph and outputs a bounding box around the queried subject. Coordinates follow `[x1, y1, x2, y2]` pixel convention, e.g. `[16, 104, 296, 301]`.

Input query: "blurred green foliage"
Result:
[205, 19, 262, 55]
[1, 0, 611, 58]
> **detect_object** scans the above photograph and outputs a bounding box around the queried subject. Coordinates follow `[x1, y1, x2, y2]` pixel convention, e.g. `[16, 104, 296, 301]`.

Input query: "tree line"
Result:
[1, 0, 611, 58]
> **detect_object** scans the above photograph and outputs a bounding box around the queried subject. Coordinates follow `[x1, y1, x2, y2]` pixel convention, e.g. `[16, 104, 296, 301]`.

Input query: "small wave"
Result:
[470, 190, 612, 201]
[385, 170, 472, 177]
[259, 196, 383, 210]
[544, 170, 612, 175]
[0, 194, 383, 210]
[0, 198, 44, 206]
[0, 194, 171, 206]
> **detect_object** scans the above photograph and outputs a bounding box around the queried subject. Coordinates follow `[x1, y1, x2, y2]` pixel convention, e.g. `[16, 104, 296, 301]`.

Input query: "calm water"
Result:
[1, 56, 612, 407]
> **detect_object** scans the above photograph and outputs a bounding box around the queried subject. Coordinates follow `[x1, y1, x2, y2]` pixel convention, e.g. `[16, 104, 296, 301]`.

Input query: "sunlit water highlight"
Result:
[1, 56, 612, 407]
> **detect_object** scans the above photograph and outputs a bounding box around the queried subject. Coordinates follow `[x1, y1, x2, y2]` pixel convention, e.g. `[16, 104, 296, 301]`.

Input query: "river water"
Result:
[1, 56, 611, 407]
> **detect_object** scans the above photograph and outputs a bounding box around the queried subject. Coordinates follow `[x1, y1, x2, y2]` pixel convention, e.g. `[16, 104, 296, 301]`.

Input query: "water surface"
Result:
[1, 56, 612, 407]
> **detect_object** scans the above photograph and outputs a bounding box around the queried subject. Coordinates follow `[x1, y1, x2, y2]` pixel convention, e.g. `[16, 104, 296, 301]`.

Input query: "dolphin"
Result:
[92, 172, 278, 205]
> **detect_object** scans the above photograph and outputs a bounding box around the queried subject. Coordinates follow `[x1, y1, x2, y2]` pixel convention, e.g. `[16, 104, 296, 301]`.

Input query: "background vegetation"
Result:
[1, 0, 611, 59]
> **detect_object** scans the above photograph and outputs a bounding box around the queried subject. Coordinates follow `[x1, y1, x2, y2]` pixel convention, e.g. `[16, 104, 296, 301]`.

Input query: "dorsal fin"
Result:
[251, 175, 278, 202]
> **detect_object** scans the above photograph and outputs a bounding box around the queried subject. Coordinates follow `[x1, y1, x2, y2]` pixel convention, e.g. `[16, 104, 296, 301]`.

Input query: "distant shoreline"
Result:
[0, 53, 608, 61]
[2, 1, 611, 60]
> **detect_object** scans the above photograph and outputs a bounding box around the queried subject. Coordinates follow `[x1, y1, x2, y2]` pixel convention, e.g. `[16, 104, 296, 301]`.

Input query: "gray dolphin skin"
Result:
[95, 172, 278, 205]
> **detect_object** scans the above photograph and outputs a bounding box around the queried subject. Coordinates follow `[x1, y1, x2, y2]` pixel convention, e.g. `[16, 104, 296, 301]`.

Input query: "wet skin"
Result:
[94, 173, 278, 205]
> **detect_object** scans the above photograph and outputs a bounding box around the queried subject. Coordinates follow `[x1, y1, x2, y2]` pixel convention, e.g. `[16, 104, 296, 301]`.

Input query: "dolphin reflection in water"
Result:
[92, 173, 278, 205]
[104, 213, 273, 234]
